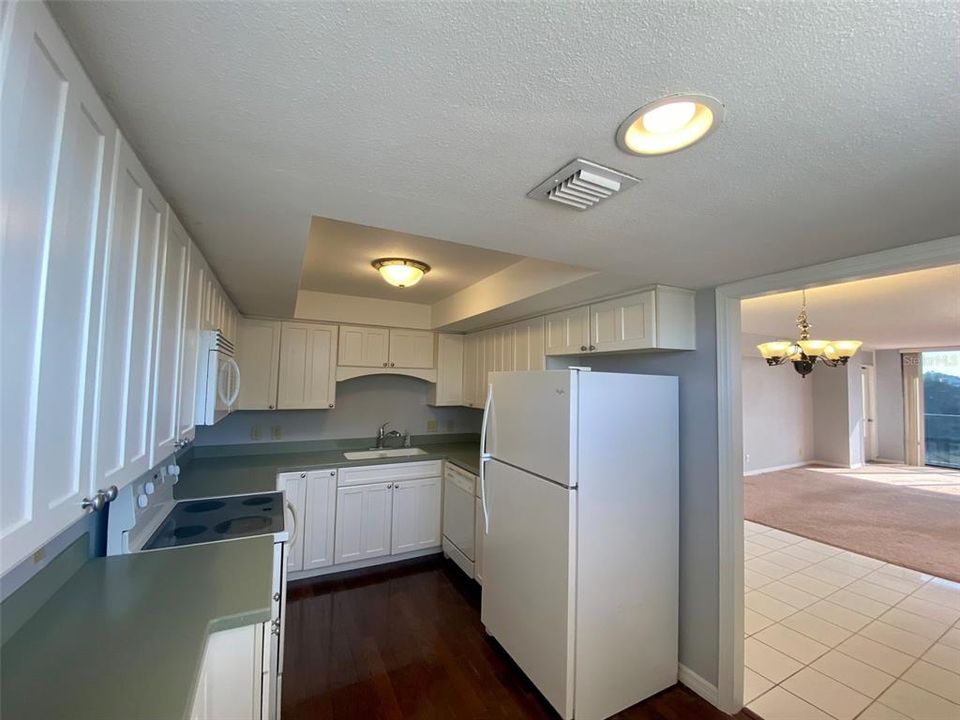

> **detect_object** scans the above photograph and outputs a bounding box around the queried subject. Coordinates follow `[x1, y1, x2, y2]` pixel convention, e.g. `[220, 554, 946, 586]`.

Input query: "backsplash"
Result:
[195, 374, 482, 446]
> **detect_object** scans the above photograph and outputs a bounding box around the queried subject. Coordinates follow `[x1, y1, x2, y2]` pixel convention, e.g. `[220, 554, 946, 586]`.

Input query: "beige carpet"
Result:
[744, 464, 960, 582]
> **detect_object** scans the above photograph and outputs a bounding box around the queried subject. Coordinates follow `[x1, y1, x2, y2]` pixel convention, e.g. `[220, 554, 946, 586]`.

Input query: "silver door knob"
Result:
[102, 485, 119, 502]
[273, 592, 281, 601]
[81, 492, 106, 512]
[300, 472, 306, 478]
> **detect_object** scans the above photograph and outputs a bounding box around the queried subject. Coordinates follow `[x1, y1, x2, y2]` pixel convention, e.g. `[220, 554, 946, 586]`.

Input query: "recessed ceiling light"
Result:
[616, 94, 723, 156]
[371, 258, 430, 288]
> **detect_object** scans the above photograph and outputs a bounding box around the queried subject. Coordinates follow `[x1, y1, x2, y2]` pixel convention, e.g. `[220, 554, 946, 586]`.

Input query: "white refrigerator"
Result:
[479, 369, 679, 720]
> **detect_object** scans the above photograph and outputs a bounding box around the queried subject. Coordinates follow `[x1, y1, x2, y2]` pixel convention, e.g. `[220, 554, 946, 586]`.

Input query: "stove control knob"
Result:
[145, 481, 155, 495]
[167, 464, 180, 476]
[137, 493, 149, 509]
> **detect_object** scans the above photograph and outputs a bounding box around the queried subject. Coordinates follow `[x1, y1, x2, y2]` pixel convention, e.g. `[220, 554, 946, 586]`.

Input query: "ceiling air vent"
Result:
[527, 158, 640, 211]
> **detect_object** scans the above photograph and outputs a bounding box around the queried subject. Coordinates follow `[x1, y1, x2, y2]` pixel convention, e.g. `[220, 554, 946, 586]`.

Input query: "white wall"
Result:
[195, 374, 481, 445]
[875, 350, 906, 462]
[741, 356, 815, 473]
[294, 290, 432, 329]
[577, 289, 720, 687]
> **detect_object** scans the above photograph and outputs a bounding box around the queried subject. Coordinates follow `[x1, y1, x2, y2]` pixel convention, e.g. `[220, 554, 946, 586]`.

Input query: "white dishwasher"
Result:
[442, 463, 477, 577]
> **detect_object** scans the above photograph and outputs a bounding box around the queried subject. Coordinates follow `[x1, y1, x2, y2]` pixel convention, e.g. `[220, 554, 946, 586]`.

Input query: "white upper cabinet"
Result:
[0, 1, 118, 574]
[461, 334, 480, 408]
[589, 290, 655, 353]
[544, 306, 591, 356]
[338, 325, 389, 367]
[388, 329, 434, 368]
[177, 240, 206, 443]
[150, 209, 189, 464]
[512, 317, 546, 371]
[93, 136, 164, 492]
[277, 322, 338, 409]
[428, 334, 464, 406]
[236, 318, 280, 410]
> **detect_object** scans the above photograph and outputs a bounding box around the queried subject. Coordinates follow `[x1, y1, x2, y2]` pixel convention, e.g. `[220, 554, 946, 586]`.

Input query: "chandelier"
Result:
[756, 291, 862, 378]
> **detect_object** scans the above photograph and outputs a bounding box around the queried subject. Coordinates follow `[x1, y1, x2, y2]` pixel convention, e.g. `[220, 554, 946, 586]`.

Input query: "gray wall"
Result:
[742, 356, 815, 472]
[875, 350, 906, 462]
[195, 374, 482, 445]
[577, 289, 719, 686]
[811, 363, 852, 465]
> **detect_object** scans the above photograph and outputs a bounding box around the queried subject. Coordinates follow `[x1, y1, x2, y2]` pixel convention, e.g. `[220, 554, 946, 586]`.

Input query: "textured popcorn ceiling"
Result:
[50, 1, 960, 316]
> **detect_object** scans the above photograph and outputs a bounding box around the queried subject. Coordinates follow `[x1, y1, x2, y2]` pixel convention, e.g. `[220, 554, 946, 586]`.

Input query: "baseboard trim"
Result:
[744, 461, 810, 476]
[678, 663, 720, 708]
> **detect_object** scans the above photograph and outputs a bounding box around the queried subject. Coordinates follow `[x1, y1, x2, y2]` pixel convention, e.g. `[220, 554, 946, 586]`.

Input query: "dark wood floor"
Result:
[282, 557, 747, 720]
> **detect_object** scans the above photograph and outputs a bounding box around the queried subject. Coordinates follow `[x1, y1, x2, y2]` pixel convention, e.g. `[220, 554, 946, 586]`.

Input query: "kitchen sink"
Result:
[342, 448, 429, 460]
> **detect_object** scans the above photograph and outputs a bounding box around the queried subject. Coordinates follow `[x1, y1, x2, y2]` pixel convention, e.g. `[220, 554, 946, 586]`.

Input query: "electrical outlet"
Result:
[250, 425, 261, 441]
[426, 420, 438, 433]
[32, 548, 46, 564]
[271, 426, 282, 440]
[445, 419, 454, 432]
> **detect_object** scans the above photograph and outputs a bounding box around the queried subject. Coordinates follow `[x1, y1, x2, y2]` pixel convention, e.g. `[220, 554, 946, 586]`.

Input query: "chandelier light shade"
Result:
[371, 258, 431, 288]
[756, 291, 862, 378]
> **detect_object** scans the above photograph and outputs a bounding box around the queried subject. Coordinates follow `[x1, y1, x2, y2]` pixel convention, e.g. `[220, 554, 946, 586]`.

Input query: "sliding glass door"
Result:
[922, 350, 960, 469]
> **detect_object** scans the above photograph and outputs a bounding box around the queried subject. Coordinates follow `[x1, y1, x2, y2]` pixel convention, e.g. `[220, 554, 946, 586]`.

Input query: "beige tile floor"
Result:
[744, 520, 960, 720]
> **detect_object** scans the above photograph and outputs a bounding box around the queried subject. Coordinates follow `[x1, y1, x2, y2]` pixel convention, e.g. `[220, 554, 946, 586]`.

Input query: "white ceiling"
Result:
[741, 265, 960, 350]
[301, 218, 521, 303]
[50, 1, 960, 317]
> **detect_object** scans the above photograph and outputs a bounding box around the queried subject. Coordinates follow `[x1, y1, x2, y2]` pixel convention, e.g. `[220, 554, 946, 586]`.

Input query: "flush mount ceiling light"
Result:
[756, 290, 862, 378]
[616, 94, 724, 156]
[371, 258, 431, 288]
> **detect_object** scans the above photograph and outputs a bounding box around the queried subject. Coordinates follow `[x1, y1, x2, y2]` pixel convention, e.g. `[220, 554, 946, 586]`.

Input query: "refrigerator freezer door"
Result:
[487, 371, 577, 487]
[480, 460, 576, 719]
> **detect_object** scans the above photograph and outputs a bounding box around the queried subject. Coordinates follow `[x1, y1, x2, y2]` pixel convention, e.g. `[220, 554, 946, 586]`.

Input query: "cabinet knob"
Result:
[390, 362, 395, 367]
[580, 345, 587, 351]
[328, 403, 334, 408]
[81, 492, 106, 513]
[101, 485, 118, 502]
[273, 592, 281, 602]
[382, 362, 388, 367]
[589, 345, 596, 351]
[268, 404, 274, 410]
[300, 472, 306, 478]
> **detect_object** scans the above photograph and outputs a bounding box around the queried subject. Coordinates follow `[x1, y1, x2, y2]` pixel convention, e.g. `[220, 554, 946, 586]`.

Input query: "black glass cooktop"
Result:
[144, 492, 284, 550]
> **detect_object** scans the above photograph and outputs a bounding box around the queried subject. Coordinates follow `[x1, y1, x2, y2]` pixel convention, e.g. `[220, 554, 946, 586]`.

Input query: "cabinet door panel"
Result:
[462, 334, 478, 407]
[391, 477, 441, 554]
[389, 329, 434, 368]
[151, 209, 188, 462]
[303, 470, 337, 570]
[0, 1, 118, 574]
[544, 307, 590, 355]
[237, 319, 280, 410]
[278, 322, 338, 409]
[177, 242, 204, 442]
[338, 325, 389, 367]
[334, 483, 392, 564]
[278, 473, 306, 572]
[589, 291, 655, 353]
[429, 334, 463, 406]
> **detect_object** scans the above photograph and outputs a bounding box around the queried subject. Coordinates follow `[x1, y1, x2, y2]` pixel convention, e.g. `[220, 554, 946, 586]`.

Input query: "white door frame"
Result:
[861, 365, 878, 462]
[713, 234, 960, 714]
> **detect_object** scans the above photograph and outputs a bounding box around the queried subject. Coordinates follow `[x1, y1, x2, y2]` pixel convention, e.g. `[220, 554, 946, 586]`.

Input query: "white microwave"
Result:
[197, 329, 240, 425]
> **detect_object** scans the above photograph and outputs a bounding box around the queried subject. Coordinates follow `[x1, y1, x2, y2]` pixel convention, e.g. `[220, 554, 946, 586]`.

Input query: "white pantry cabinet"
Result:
[93, 135, 165, 492]
[237, 318, 281, 410]
[0, 0, 118, 575]
[277, 472, 307, 572]
[177, 240, 206, 444]
[334, 482, 394, 564]
[277, 321, 338, 410]
[428, 333, 464, 406]
[302, 469, 338, 571]
[338, 325, 389, 367]
[150, 209, 189, 463]
[391, 477, 442, 554]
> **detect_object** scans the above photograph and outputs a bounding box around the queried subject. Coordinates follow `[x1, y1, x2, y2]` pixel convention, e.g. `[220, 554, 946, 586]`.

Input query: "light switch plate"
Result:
[250, 425, 261, 440]
[271, 426, 282, 440]
[426, 420, 438, 432]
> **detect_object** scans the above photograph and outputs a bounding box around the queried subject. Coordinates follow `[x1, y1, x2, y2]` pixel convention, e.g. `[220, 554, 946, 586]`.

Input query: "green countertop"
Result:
[176, 439, 481, 500]
[1, 536, 274, 720]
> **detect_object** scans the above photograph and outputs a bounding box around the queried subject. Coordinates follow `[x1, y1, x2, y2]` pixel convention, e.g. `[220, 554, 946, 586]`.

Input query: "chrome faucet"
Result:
[376, 421, 403, 449]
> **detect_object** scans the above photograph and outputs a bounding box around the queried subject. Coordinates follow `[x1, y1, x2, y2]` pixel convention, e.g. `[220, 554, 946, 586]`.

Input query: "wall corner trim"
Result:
[678, 664, 720, 707]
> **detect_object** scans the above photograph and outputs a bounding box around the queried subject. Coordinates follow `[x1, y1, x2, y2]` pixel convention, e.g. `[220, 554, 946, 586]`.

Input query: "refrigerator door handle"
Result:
[479, 382, 493, 534]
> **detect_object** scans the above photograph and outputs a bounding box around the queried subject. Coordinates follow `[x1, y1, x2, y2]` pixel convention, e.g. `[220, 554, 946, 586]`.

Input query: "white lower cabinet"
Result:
[278, 473, 306, 572]
[334, 482, 394, 564]
[391, 477, 442, 554]
[302, 469, 337, 571]
[189, 623, 265, 720]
